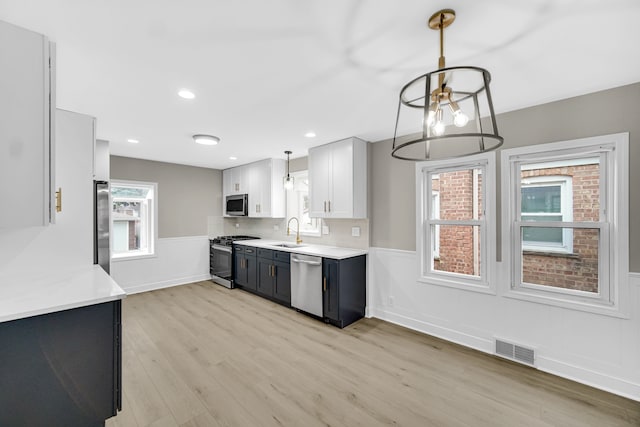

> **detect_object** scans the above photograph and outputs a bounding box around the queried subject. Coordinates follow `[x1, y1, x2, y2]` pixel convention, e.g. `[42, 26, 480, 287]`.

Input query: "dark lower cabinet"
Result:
[234, 245, 257, 291]
[256, 248, 291, 306]
[323, 255, 366, 328]
[0, 300, 122, 427]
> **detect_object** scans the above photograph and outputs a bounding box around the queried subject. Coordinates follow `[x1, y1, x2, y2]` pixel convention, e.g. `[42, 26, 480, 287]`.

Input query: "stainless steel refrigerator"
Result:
[94, 180, 110, 274]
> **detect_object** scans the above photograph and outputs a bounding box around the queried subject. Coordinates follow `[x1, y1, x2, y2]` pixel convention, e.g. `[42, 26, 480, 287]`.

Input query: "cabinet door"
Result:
[308, 145, 331, 218]
[245, 254, 258, 291]
[257, 258, 274, 297]
[0, 21, 53, 228]
[323, 259, 339, 321]
[233, 253, 247, 287]
[273, 261, 291, 305]
[248, 159, 272, 217]
[328, 139, 354, 218]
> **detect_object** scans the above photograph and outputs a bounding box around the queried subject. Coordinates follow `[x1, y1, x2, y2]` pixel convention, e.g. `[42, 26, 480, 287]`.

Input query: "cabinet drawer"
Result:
[257, 248, 273, 259]
[233, 244, 245, 253]
[273, 250, 290, 263]
[243, 246, 257, 256]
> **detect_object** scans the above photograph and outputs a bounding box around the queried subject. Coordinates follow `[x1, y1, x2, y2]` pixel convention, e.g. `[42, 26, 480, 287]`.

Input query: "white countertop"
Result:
[0, 265, 126, 323]
[234, 239, 368, 260]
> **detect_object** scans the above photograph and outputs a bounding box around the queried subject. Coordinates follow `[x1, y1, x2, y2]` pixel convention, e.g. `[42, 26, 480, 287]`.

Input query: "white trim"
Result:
[124, 273, 211, 295]
[501, 133, 629, 317]
[415, 152, 496, 294]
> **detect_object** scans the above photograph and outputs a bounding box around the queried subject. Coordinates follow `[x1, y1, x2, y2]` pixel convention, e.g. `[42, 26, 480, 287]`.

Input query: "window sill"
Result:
[112, 252, 157, 262]
[504, 289, 629, 319]
[522, 250, 579, 259]
[418, 275, 496, 295]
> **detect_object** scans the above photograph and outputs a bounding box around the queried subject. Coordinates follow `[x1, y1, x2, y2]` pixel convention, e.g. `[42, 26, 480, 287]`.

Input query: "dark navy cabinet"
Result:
[234, 245, 257, 291]
[323, 255, 366, 328]
[256, 248, 291, 306]
[0, 300, 122, 427]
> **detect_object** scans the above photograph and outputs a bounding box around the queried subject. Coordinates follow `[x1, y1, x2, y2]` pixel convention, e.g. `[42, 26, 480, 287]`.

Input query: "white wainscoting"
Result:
[111, 236, 211, 294]
[368, 247, 640, 401]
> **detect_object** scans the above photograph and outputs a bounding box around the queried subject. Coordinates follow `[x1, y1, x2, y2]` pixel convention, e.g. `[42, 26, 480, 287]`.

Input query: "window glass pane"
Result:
[431, 168, 483, 220]
[521, 186, 561, 213]
[432, 225, 480, 278]
[522, 226, 563, 244]
[111, 186, 150, 198]
[521, 227, 599, 293]
[521, 158, 600, 221]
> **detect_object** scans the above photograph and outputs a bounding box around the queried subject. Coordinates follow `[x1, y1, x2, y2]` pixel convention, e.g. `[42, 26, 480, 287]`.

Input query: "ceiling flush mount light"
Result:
[304, 131, 316, 138]
[283, 150, 294, 190]
[229, 156, 237, 160]
[127, 138, 139, 144]
[178, 89, 195, 99]
[391, 9, 503, 161]
[193, 134, 220, 145]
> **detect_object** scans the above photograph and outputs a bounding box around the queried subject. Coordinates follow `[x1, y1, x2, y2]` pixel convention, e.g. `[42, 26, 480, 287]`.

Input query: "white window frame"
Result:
[286, 170, 321, 237]
[111, 180, 158, 261]
[416, 152, 496, 294]
[520, 174, 573, 253]
[501, 133, 629, 317]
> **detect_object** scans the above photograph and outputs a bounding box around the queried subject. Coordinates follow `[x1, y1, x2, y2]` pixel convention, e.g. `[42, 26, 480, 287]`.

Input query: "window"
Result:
[286, 170, 321, 236]
[521, 174, 573, 253]
[502, 133, 629, 315]
[111, 180, 157, 259]
[416, 152, 496, 293]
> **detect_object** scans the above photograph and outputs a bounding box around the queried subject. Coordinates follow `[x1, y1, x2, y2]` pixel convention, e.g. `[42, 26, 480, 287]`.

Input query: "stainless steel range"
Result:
[210, 235, 259, 288]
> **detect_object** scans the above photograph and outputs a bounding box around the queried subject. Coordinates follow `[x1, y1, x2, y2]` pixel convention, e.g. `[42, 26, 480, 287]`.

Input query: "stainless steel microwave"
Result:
[225, 194, 248, 216]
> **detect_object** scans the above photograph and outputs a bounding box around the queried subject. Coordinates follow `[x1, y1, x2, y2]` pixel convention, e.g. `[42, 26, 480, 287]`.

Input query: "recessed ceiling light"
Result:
[193, 134, 220, 145]
[229, 156, 237, 160]
[127, 139, 139, 144]
[304, 131, 316, 138]
[178, 89, 195, 99]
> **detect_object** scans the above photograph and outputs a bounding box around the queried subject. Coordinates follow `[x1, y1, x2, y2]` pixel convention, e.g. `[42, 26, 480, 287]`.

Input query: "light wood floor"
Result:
[106, 281, 640, 427]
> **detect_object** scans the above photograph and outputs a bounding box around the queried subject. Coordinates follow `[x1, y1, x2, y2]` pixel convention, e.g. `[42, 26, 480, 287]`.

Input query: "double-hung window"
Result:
[502, 133, 629, 315]
[416, 152, 496, 293]
[111, 180, 157, 259]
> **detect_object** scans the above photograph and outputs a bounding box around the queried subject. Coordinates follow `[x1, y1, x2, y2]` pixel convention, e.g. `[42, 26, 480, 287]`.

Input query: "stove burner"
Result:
[212, 235, 260, 246]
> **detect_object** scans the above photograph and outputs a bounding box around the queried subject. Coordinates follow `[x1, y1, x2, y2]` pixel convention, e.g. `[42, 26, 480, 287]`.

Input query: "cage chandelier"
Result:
[391, 9, 503, 161]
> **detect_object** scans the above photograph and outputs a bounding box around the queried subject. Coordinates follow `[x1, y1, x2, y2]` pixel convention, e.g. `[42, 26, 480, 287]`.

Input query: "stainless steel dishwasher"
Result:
[290, 253, 323, 317]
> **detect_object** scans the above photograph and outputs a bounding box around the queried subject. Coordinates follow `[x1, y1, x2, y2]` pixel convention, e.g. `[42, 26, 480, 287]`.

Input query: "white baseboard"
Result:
[125, 273, 212, 295]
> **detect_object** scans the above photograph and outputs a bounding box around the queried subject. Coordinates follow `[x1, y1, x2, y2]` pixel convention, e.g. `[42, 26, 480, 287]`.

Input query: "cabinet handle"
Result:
[271, 265, 276, 277]
[323, 277, 327, 292]
[235, 183, 239, 191]
[324, 201, 327, 212]
[55, 187, 62, 213]
[328, 200, 331, 212]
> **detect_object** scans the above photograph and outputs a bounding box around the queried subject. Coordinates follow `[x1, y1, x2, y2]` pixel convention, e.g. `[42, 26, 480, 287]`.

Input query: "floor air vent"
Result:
[495, 339, 535, 366]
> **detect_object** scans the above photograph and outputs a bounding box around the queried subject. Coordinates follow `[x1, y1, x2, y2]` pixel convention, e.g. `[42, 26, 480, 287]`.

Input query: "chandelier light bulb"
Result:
[453, 110, 469, 127]
[433, 120, 446, 136]
[426, 102, 439, 127]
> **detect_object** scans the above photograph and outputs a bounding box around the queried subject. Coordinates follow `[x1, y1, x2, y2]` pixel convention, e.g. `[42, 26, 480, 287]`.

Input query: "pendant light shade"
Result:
[392, 9, 503, 161]
[283, 150, 294, 190]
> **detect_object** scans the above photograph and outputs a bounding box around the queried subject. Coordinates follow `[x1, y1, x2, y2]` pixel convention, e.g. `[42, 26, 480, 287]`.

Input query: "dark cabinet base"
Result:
[0, 301, 122, 427]
[323, 255, 366, 328]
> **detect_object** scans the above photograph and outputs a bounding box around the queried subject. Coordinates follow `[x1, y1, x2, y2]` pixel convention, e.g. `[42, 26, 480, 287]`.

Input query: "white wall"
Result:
[367, 247, 640, 401]
[110, 236, 210, 294]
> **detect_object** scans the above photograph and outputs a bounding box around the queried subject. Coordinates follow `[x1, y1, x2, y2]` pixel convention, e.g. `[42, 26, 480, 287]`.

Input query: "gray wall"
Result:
[111, 156, 221, 238]
[370, 82, 640, 272]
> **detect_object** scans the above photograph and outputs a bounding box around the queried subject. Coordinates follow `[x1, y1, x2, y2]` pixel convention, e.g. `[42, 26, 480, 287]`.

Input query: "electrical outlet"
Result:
[351, 226, 360, 237]
[235, 223, 240, 228]
[273, 225, 279, 231]
[322, 225, 330, 235]
[388, 296, 394, 307]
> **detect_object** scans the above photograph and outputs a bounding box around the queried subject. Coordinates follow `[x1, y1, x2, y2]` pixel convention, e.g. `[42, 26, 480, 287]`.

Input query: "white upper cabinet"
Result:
[0, 20, 56, 229]
[309, 137, 368, 219]
[223, 159, 286, 218]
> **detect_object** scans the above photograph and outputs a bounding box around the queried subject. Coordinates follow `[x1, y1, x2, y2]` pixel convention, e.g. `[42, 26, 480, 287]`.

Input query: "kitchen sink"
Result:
[270, 243, 305, 248]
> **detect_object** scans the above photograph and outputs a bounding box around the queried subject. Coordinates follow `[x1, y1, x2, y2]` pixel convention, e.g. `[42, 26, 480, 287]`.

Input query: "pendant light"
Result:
[391, 9, 503, 161]
[283, 150, 294, 190]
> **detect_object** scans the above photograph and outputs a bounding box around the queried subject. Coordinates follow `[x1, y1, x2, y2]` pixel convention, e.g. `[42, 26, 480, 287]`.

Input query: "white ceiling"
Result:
[1, 0, 639, 169]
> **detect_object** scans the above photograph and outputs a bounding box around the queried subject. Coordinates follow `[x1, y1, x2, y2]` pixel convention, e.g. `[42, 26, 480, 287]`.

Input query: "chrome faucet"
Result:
[287, 217, 302, 244]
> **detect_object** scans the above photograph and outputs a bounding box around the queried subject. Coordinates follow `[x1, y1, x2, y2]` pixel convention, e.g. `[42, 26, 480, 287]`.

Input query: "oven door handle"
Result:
[212, 245, 232, 253]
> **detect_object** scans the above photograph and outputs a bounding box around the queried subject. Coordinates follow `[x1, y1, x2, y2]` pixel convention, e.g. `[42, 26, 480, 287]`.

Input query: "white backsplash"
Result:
[208, 217, 369, 249]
